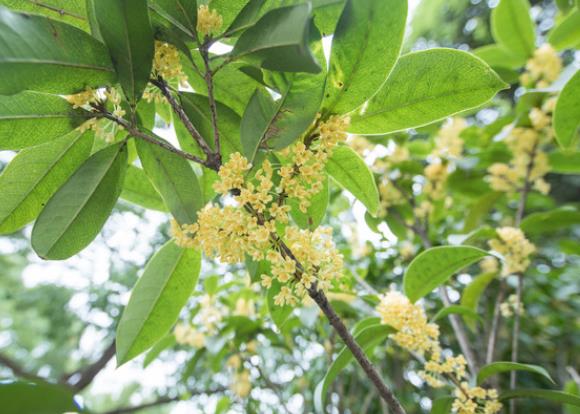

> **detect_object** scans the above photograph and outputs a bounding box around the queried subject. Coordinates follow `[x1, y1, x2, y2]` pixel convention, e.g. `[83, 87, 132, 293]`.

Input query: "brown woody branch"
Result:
[0, 353, 45, 382]
[65, 341, 116, 392]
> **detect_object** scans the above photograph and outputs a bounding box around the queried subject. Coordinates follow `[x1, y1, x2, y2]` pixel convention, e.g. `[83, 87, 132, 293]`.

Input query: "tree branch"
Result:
[199, 47, 222, 163]
[150, 77, 216, 165]
[66, 341, 116, 392]
[308, 287, 407, 414]
[0, 353, 44, 382]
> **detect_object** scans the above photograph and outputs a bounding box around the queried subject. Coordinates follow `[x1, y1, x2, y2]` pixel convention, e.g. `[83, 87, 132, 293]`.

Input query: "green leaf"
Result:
[477, 362, 554, 385]
[93, 0, 154, 106]
[120, 165, 167, 212]
[241, 89, 277, 161]
[473, 44, 527, 70]
[232, 4, 321, 73]
[549, 150, 580, 174]
[548, 10, 580, 51]
[0, 381, 79, 414]
[0, 6, 115, 94]
[0, 0, 89, 31]
[432, 305, 480, 323]
[326, 145, 379, 215]
[520, 208, 580, 235]
[460, 271, 497, 329]
[0, 131, 94, 234]
[314, 321, 392, 413]
[499, 389, 580, 407]
[241, 46, 325, 157]
[491, 0, 536, 59]
[323, 0, 407, 115]
[431, 396, 454, 414]
[31, 142, 127, 260]
[149, 0, 197, 37]
[143, 334, 176, 368]
[553, 70, 580, 149]
[267, 278, 293, 331]
[178, 92, 243, 159]
[349, 49, 508, 135]
[290, 174, 329, 229]
[0, 92, 89, 150]
[116, 241, 201, 365]
[404, 246, 489, 303]
[463, 192, 503, 232]
[209, 0, 249, 31]
[135, 137, 203, 224]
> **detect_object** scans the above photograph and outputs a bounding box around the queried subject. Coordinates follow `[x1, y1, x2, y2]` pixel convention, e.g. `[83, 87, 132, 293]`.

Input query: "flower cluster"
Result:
[500, 294, 525, 318]
[152, 41, 185, 81]
[520, 44, 562, 88]
[171, 116, 349, 306]
[197, 5, 223, 37]
[378, 179, 406, 213]
[433, 117, 467, 159]
[174, 323, 206, 348]
[488, 227, 535, 276]
[487, 104, 553, 195]
[377, 291, 502, 414]
[279, 115, 350, 212]
[231, 369, 252, 398]
[479, 256, 499, 274]
[262, 227, 343, 306]
[423, 162, 449, 200]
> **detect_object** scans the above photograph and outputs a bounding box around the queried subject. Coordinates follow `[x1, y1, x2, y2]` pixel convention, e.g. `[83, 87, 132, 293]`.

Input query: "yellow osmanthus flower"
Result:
[377, 291, 501, 414]
[487, 122, 551, 195]
[500, 293, 525, 318]
[479, 256, 499, 273]
[197, 5, 222, 37]
[198, 294, 223, 334]
[423, 162, 449, 200]
[70, 87, 125, 143]
[399, 241, 416, 261]
[488, 227, 535, 276]
[66, 87, 99, 109]
[174, 323, 206, 348]
[152, 41, 186, 81]
[231, 369, 252, 398]
[520, 44, 562, 88]
[347, 135, 374, 156]
[433, 117, 467, 159]
[234, 297, 255, 318]
[378, 179, 406, 213]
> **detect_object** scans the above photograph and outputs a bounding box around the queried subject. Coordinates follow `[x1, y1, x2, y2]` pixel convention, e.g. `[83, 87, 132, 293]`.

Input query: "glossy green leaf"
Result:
[499, 389, 580, 407]
[323, 0, 407, 115]
[350, 49, 507, 135]
[135, 137, 203, 224]
[149, 0, 197, 37]
[548, 10, 580, 51]
[432, 305, 480, 323]
[431, 396, 454, 414]
[179, 92, 243, 159]
[0, 381, 79, 414]
[0, 131, 94, 234]
[232, 4, 321, 73]
[241, 89, 277, 161]
[491, 0, 536, 58]
[326, 145, 379, 215]
[0, 92, 88, 150]
[477, 362, 554, 385]
[290, 174, 329, 229]
[553, 70, 580, 149]
[461, 271, 497, 329]
[209, 0, 249, 31]
[120, 165, 167, 212]
[0, 0, 89, 31]
[314, 320, 392, 413]
[267, 279, 293, 331]
[549, 150, 580, 174]
[404, 246, 489, 303]
[0, 6, 115, 94]
[474, 44, 527, 70]
[463, 192, 503, 232]
[143, 334, 176, 368]
[31, 142, 127, 260]
[520, 208, 580, 235]
[116, 241, 201, 365]
[93, 0, 154, 105]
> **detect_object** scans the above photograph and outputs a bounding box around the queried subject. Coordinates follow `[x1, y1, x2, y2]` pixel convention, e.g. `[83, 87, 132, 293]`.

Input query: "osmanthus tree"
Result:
[0, 0, 579, 413]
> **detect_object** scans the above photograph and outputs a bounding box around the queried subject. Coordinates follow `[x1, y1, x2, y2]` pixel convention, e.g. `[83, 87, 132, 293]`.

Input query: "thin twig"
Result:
[486, 280, 507, 365]
[66, 342, 116, 392]
[150, 77, 216, 162]
[28, 0, 85, 19]
[199, 47, 222, 163]
[0, 353, 45, 382]
[309, 287, 407, 414]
